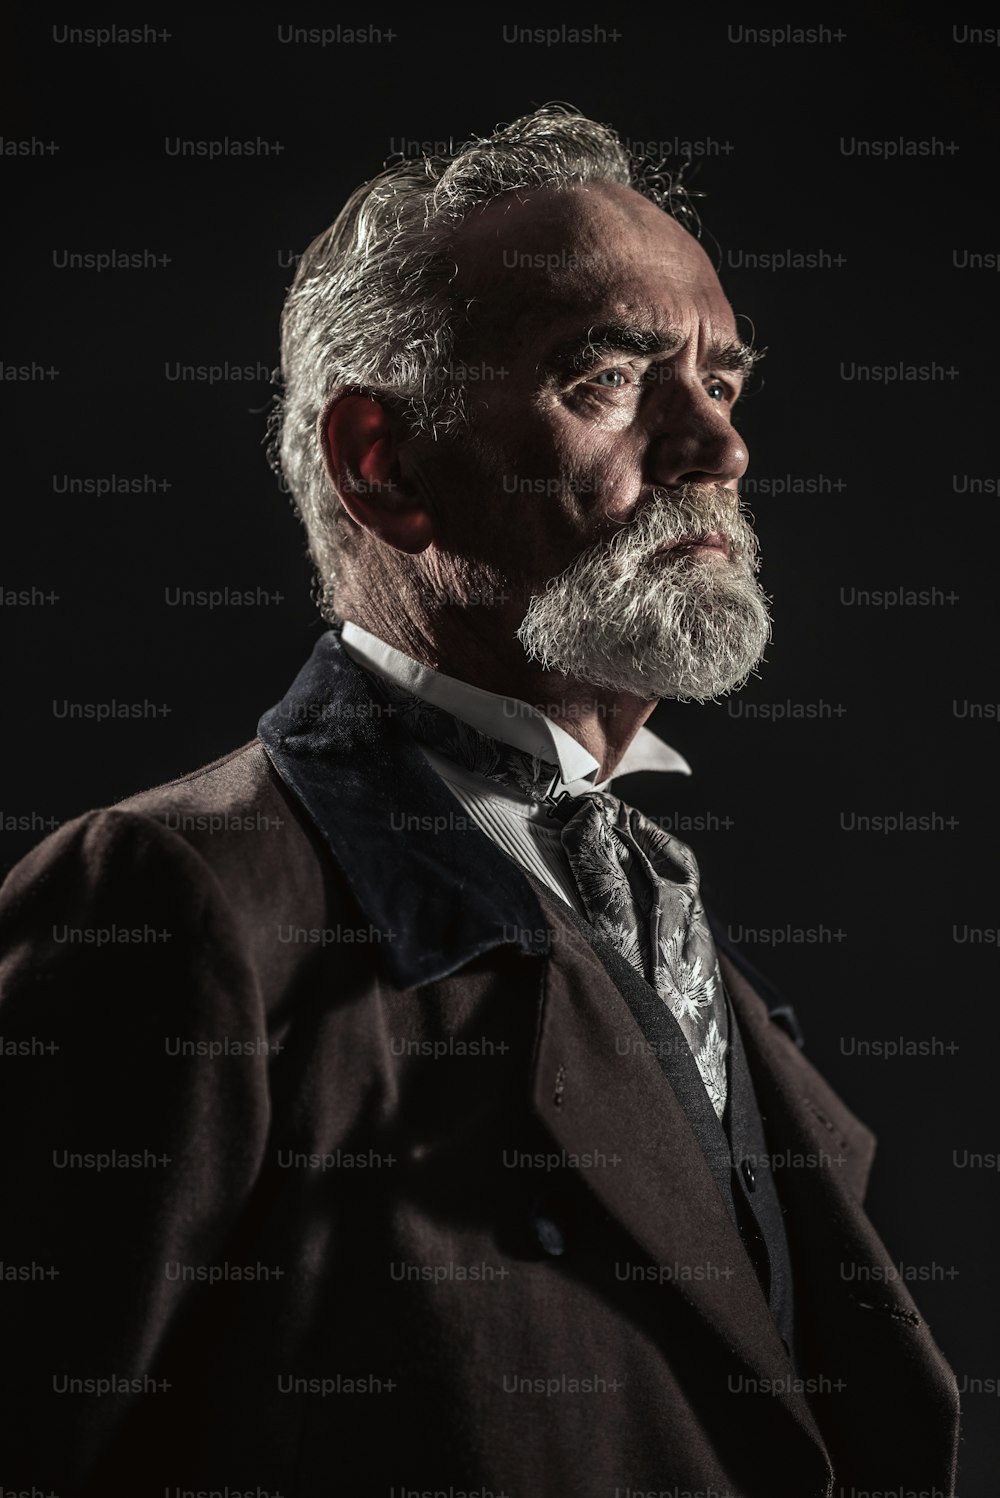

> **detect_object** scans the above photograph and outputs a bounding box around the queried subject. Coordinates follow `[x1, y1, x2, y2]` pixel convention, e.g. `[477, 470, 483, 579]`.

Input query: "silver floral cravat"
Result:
[552, 788, 729, 1119]
[370, 673, 729, 1119]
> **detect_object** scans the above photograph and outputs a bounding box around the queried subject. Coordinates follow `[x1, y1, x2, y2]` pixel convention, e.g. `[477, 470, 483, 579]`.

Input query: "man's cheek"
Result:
[579, 443, 642, 524]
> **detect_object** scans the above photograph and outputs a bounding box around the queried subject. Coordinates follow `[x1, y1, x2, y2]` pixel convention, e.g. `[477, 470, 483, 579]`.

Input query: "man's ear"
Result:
[318, 391, 434, 554]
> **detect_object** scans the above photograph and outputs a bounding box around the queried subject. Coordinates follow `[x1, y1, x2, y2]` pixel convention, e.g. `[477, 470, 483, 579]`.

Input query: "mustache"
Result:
[598, 482, 760, 570]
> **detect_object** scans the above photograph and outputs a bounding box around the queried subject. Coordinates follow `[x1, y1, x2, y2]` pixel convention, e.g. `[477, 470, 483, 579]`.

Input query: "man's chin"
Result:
[517, 575, 772, 703]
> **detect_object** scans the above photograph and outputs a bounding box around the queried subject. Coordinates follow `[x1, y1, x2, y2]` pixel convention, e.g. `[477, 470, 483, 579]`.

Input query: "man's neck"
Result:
[340, 602, 659, 783]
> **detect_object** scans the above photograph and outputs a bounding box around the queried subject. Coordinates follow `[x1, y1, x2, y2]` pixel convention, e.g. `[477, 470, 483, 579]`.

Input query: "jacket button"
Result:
[741, 1158, 757, 1193]
[530, 1197, 568, 1256]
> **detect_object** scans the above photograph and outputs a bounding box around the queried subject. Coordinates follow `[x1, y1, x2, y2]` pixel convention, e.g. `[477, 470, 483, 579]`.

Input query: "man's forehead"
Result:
[457, 182, 711, 275]
[453, 181, 735, 348]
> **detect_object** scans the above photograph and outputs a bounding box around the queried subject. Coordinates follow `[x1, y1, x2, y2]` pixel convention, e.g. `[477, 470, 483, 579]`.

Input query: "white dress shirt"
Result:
[339, 620, 692, 921]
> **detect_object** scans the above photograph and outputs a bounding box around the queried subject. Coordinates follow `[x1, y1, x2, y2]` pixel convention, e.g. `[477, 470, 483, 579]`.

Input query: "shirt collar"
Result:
[339, 619, 692, 795]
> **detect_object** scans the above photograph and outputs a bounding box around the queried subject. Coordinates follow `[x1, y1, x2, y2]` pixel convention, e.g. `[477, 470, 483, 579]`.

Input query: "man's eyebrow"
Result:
[540, 323, 762, 381]
[707, 338, 763, 378]
[541, 324, 684, 380]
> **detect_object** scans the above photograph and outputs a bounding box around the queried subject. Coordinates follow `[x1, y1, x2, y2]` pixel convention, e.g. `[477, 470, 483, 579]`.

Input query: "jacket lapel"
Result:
[257, 628, 552, 987]
[528, 882, 831, 1464]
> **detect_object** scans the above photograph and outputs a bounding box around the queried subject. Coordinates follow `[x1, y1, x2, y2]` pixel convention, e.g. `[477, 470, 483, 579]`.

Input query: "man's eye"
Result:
[589, 368, 628, 389]
[706, 379, 730, 402]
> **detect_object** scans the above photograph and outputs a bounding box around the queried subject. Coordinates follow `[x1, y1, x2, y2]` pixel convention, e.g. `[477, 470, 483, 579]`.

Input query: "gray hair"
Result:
[269, 103, 703, 619]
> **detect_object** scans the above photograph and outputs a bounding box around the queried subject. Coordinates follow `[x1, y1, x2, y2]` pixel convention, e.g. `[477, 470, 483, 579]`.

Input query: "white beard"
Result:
[516, 484, 772, 701]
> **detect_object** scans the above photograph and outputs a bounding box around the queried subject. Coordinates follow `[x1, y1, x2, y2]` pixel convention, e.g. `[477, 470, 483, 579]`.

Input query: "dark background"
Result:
[5, 10, 997, 1488]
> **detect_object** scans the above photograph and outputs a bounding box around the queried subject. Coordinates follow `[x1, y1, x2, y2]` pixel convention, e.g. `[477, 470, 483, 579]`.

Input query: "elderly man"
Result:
[0, 107, 958, 1496]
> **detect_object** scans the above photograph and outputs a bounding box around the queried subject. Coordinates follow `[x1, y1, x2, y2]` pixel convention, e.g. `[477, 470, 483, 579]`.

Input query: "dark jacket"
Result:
[0, 628, 959, 1496]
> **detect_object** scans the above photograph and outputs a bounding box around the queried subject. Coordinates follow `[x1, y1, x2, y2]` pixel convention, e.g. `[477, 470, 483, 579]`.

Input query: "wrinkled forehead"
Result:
[451, 181, 736, 354]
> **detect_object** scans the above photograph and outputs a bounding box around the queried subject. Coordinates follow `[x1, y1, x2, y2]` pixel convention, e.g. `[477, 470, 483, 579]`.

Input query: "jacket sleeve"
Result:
[0, 807, 271, 1490]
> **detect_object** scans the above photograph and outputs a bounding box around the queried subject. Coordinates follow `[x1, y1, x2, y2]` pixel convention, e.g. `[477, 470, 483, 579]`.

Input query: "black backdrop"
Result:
[5, 11, 998, 1489]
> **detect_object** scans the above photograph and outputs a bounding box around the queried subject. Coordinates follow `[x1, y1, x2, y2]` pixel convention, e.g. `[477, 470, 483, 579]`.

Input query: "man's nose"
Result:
[647, 387, 749, 489]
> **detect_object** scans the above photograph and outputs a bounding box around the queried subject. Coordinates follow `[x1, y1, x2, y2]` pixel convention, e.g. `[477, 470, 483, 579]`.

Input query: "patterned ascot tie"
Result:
[372, 673, 731, 1119]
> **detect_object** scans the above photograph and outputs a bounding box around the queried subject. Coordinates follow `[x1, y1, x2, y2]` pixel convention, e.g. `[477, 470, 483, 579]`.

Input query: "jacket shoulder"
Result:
[115, 737, 294, 830]
[0, 739, 349, 1001]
